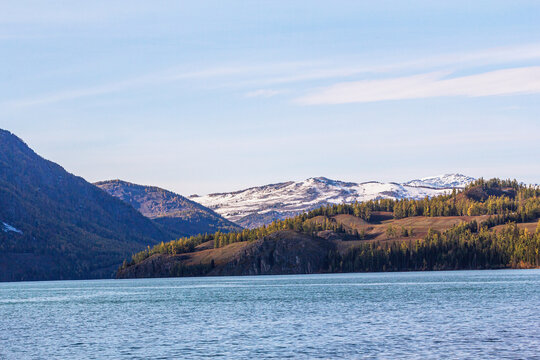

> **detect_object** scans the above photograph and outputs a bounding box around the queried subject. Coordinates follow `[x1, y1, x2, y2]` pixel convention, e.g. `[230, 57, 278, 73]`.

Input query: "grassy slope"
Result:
[492, 221, 538, 233]
[126, 214, 529, 273]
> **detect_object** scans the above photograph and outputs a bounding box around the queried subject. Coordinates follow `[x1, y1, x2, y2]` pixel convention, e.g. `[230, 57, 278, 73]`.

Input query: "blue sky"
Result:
[1, 1, 539, 194]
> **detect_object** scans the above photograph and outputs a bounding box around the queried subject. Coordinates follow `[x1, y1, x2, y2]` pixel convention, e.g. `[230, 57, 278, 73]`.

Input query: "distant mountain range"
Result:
[191, 174, 475, 227]
[95, 180, 241, 236]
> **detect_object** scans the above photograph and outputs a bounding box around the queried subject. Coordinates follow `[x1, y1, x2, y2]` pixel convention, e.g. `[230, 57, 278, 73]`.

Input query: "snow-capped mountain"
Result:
[190, 174, 475, 228]
[403, 174, 475, 189]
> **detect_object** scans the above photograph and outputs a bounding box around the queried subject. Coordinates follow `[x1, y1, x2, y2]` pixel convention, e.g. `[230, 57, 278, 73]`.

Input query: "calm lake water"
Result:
[1, 270, 539, 359]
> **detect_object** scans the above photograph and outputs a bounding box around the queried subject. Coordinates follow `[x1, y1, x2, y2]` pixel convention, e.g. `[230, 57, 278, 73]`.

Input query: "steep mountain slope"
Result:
[95, 180, 241, 236]
[0, 129, 170, 281]
[191, 175, 474, 228]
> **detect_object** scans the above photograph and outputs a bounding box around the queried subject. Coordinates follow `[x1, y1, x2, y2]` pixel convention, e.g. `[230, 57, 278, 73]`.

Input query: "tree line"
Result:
[330, 221, 540, 272]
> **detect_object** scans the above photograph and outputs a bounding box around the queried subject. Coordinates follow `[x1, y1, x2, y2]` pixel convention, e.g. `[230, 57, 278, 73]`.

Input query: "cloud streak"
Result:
[295, 66, 540, 105]
[244, 89, 286, 98]
[4, 43, 540, 109]
[231, 43, 540, 88]
[1, 62, 311, 108]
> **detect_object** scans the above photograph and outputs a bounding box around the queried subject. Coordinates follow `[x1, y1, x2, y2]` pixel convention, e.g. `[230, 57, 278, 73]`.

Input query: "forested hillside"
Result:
[119, 178, 540, 278]
[0, 129, 170, 281]
[95, 180, 241, 237]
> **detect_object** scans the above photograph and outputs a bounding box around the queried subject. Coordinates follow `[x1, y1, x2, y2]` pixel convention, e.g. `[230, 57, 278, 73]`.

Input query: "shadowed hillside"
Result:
[0, 129, 170, 281]
[95, 180, 241, 237]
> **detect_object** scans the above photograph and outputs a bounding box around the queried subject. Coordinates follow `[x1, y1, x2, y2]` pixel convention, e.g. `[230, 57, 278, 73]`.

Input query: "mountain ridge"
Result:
[95, 179, 241, 237]
[0, 129, 170, 281]
[190, 174, 475, 228]
[403, 173, 476, 188]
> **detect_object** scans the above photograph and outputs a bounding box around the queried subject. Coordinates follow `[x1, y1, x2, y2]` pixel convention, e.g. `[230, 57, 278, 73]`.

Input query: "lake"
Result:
[1, 270, 539, 359]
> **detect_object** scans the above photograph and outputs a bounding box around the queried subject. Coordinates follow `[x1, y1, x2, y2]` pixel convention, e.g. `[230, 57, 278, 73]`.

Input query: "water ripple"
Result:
[0, 269, 539, 359]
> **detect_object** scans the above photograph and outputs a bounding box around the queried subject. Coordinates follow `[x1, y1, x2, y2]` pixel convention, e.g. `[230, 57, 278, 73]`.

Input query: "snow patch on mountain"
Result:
[2, 222, 22, 234]
[191, 174, 475, 228]
[403, 174, 475, 189]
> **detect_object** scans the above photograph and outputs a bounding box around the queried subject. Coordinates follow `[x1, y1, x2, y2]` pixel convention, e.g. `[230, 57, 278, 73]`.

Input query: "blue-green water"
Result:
[1, 270, 539, 359]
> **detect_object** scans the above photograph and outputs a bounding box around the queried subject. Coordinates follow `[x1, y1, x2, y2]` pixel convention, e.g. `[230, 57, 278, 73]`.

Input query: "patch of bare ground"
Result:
[491, 220, 539, 233]
[184, 241, 250, 266]
[330, 214, 492, 250]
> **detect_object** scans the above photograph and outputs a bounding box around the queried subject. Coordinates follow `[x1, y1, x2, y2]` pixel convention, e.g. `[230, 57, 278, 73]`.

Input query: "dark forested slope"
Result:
[95, 180, 241, 237]
[0, 129, 170, 281]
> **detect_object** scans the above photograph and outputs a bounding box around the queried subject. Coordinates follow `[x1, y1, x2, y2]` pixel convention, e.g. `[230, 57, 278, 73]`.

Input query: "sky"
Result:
[1, 1, 539, 195]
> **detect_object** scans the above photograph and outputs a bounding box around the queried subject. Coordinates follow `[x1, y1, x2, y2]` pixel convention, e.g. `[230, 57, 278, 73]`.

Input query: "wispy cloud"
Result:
[3, 78, 152, 108]
[4, 43, 540, 108]
[1, 62, 309, 108]
[1, 65, 281, 108]
[244, 89, 286, 98]
[232, 43, 540, 88]
[295, 66, 540, 105]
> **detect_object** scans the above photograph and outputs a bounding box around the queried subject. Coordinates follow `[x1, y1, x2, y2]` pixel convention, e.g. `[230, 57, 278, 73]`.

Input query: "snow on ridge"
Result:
[192, 174, 473, 227]
[403, 173, 475, 189]
[2, 222, 22, 234]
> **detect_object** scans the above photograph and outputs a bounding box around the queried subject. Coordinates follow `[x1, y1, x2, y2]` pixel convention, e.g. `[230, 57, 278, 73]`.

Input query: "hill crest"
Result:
[95, 179, 241, 237]
[0, 129, 170, 281]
